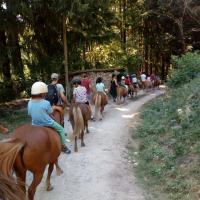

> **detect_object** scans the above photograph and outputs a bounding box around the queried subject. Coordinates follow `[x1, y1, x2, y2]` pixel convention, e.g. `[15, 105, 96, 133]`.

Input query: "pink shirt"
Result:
[81, 79, 91, 95]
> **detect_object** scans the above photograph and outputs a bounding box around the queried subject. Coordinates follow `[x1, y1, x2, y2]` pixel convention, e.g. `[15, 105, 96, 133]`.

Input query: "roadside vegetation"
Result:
[132, 52, 200, 200]
[0, 109, 30, 139]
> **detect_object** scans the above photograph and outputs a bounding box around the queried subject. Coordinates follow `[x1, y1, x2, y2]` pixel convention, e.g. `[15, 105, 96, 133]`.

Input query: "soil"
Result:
[29, 89, 164, 200]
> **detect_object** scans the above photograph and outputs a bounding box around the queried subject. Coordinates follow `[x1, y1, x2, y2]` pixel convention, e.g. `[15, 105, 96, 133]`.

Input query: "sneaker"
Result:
[65, 138, 71, 143]
[62, 146, 71, 154]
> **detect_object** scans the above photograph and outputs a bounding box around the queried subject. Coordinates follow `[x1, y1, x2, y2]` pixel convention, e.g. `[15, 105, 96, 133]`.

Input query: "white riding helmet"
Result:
[31, 81, 48, 95]
[122, 76, 125, 80]
[51, 73, 59, 80]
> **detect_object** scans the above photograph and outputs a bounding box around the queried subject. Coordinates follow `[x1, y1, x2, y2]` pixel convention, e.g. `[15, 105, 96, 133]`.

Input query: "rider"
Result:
[28, 81, 71, 154]
[81, 73, 92, 103]
[131, 74, 138, 88]
[72, 78, 94, 120]
[50, 73, 70, 126]
[95, 77, 108, 103]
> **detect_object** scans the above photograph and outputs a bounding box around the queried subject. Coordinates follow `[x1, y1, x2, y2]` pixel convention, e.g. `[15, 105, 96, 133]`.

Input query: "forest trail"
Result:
[32, 89, 164, 200]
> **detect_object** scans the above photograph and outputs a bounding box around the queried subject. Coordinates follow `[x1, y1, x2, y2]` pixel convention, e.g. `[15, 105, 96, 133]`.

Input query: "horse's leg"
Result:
[14, 153, 27, 194]
[81, 130, 85, 147]
[46, 163, 54, 191]
[55, 160, 63, 176]
[85, 120, 89, 133]
[15, 169, 27, 195]
[100, 106, 103, 120]
[28, 171, 44, 200]
[74, 136, 78, 152]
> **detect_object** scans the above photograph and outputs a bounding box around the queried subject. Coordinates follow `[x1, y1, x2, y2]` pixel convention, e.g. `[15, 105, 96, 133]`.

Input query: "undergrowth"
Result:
[132, 77, 200, 200]
[0, 109, 30, 138]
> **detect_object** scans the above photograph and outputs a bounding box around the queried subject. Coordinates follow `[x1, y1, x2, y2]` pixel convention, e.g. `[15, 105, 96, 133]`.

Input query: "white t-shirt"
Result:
[73, 86, 87, 103]
[140, 74, 146, 81]
[132, 77, 138, 83]
[56, 83, 65, 106]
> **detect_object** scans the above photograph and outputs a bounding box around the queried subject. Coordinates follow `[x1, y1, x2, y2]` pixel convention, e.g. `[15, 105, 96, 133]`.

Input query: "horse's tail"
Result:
[95, 93, 101, 120]
[0, 173, 26, 200]
[72, 105, 85, 138]
[0, 139, 25, 177]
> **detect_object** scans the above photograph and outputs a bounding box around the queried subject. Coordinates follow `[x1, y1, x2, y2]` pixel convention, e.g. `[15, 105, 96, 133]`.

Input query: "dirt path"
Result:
[33, 90, 164, 200]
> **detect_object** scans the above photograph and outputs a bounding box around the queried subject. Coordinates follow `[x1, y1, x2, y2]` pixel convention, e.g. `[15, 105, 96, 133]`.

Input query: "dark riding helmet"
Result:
[72, 77, 81, 85]
[131, 74, 136, 77]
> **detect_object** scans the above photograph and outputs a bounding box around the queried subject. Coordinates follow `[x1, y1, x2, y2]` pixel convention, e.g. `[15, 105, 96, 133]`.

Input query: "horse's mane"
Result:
[0, 173, 25, 200]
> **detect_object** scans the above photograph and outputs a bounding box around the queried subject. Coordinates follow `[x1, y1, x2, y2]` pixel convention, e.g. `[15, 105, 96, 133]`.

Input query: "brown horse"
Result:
[153, 79, 161, 89]
[0, 173, 26, 200]
[145, 80, 153, 91]
[117, 86, 128, 104]
[93, 92, 108, 120]
[69, 103, 91, 152]
[0, 125, 62, 200]
[128, 84, 138, 98]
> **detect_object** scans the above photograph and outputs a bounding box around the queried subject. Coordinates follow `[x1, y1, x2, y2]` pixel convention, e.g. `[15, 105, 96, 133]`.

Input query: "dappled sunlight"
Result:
[115, 107, 129, 112]
[122, 112, 139, 119]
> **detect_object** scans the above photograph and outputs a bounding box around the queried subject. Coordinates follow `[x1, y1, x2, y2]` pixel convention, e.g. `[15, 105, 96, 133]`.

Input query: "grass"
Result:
[131, 77, 200, 200]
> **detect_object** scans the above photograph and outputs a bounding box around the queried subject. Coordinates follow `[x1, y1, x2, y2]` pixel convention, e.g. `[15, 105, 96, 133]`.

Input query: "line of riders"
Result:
[0, 71, 161, 200]
[110, 71, 161, 103]
[1, 72, 161, 155]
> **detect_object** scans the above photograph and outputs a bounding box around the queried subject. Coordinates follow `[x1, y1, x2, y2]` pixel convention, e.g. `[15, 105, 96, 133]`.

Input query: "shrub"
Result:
[167, 52, 200, 88]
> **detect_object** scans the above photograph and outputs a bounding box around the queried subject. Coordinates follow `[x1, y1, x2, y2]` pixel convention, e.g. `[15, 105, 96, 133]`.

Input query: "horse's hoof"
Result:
[46, 185, 54, 191]
[56, 169, 63, 176]
[81, 143, 85, 147]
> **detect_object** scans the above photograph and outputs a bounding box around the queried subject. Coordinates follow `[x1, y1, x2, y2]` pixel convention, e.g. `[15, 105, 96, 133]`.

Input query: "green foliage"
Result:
[133, 77, 200, 199]
[168, 52, 200, 88]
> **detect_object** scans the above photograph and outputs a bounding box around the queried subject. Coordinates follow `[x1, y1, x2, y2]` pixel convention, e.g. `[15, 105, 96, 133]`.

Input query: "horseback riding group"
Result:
[0, 71, 161, 200]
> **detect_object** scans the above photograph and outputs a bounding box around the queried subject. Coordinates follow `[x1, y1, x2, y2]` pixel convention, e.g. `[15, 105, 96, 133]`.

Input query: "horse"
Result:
[0, 124, 62, 200]
[145, 79, 153, 91]
[128, 84, 138, 98]
[117, 86, 128, 104]
[92, 92, 108, 120]
[69, 103, 91, 152]
[0, 173, 26, 200]
[153, 79, 161, 89]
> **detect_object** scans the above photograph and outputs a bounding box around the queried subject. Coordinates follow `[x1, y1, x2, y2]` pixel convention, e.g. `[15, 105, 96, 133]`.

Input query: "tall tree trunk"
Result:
[63, 16, 69, 97]
[0, 31, 11, 80]
[6, 0, 24, 79]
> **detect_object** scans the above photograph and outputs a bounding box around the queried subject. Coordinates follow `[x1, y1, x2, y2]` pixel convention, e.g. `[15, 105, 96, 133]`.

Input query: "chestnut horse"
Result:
[0, 124, 62, 200]
[69, 103, 91, 152]
[117, 86, 128, 104]
[93, 92, 108, 120]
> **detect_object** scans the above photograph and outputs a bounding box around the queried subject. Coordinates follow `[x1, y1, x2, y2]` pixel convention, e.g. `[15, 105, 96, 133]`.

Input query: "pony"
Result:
[69, 103, 91, 152]
[0, 173, 26, 200]
[0, 124, 62, 200]
[145, 79, 153, 91]
[92, 92, 108, 120]
[153, 78, 161, 89]
[117, 86, 128, 104]
[128, 84, 138, 98]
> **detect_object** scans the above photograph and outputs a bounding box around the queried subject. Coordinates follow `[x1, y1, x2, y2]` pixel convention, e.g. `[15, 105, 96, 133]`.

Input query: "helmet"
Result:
[31, 81, 48, 95]
[72, 77, 81, 84]
[121, 76, 125, 80]
[51, 73, 59, 80]
[132, 74, 136, 77]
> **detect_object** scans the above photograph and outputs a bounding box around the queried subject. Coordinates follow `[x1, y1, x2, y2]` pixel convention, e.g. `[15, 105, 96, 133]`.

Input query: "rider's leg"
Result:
[51, 121, 71, 154]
